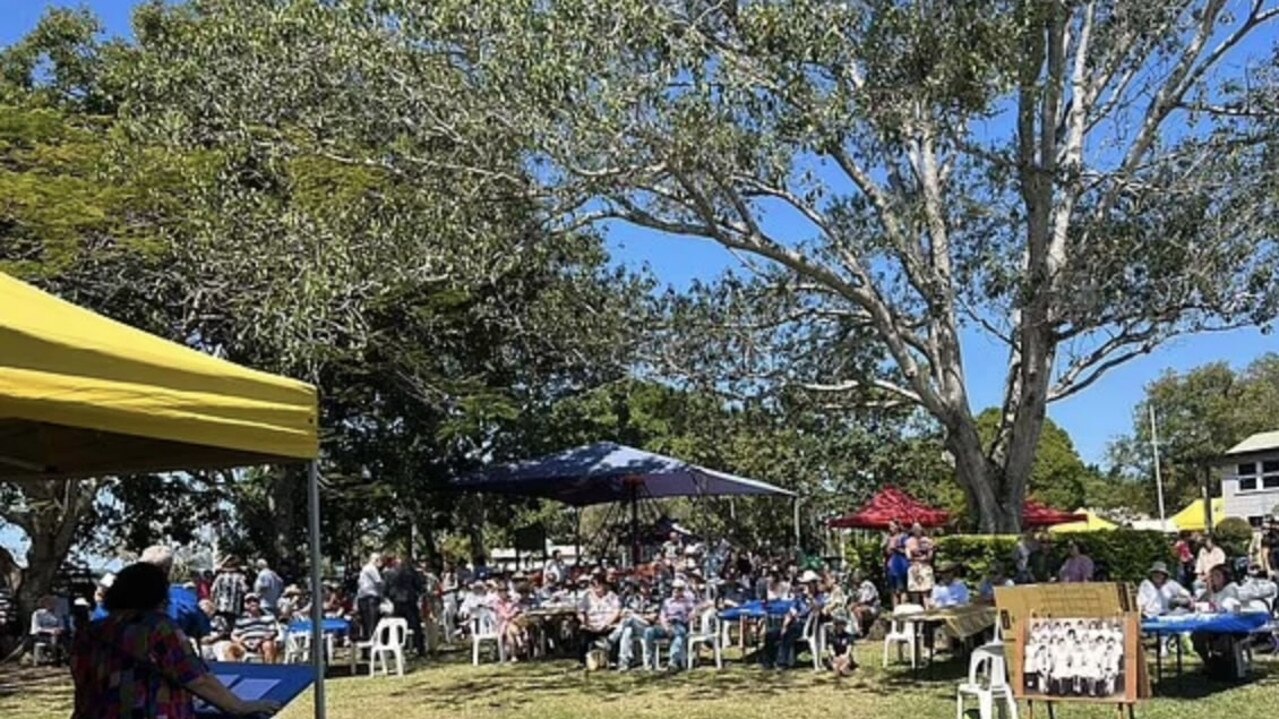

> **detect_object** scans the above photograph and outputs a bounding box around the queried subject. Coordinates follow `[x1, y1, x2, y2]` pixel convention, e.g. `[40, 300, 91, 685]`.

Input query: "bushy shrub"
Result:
[1042, 530, 1172, 583]
[840, 529, 1177, 589]
[934, 534, 1020, 580]
[1214, 517, 1253, 559]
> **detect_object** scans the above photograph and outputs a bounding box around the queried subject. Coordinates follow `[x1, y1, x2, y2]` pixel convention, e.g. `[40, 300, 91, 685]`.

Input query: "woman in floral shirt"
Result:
[72, 562, 278, 719]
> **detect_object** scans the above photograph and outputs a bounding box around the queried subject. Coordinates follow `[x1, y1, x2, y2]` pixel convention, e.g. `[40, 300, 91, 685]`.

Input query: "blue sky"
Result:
[3, 0, 1276, 468]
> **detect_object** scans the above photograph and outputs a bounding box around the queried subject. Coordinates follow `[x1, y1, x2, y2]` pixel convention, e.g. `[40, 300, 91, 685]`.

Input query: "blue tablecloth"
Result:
[719, 600, 796, 621]
[1141, 612, 1270, 635]
[197, 662, 314, 718]
[288, 618, 350, 635]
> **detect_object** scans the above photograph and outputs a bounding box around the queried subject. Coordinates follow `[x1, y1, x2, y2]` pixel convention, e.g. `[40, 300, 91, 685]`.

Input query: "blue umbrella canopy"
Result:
[453, 442, 794, 507]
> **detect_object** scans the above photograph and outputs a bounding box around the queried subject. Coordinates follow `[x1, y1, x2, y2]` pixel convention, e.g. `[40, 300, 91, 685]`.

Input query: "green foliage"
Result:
[1109, 355, 1279, 513]
[843, 530, 1171, 587]
[1214, 517, 1253, 559]
[933, 535, 1020, 582]
[1042, 531, 1173, 584]
[974, 409, 1109, 514]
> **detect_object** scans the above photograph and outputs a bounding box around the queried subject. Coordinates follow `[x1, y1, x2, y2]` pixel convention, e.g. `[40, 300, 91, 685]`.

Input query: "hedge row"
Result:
[843, 529, 1178, 587]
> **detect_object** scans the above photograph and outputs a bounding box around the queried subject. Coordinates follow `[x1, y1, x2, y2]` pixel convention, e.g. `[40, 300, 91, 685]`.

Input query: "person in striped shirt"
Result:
[231, 593, 279, 663]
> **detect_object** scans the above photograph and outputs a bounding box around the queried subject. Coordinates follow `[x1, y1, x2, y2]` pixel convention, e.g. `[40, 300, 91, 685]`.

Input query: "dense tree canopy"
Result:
[1109, 353, 1279, 515]
[426, 0, 1279, 530]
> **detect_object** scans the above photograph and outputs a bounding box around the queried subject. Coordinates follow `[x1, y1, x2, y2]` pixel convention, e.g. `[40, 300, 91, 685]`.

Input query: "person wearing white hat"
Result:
[762, 570, 820, 669]
[1137, 561, 1191, 618]
[642, 577, 700, 672]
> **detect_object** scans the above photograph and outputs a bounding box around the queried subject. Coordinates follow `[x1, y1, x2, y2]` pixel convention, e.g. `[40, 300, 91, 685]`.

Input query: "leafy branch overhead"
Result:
[423, 0, 1279, 530]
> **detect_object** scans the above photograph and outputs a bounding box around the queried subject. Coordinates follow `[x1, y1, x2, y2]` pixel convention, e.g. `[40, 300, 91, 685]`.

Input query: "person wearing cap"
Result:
[1137, 561, 1191, 618]
[230, 592, 279, 663]
[610, 579, 660, 671]
[643, 577, 699, 671]
[762, 570, 820, 670]
[826, 616, 858, 676]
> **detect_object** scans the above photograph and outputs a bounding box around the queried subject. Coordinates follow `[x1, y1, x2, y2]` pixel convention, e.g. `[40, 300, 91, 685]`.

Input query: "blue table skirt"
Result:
[288, 618, 350, 635]
[1141, 611, 1270, 635]
[719, 600, 796, 621]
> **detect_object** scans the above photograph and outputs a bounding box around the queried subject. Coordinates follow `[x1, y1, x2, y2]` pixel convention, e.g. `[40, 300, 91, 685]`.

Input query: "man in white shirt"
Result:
[1136, 561, 1191, 618]
[356, 552, 384, 640]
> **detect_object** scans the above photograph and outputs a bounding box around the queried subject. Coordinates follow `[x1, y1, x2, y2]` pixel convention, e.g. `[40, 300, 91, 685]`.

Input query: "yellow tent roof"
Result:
[0, 272, 318, 479]
[1171, 497, 1225, 533]
[1048, 509, 1118, 534]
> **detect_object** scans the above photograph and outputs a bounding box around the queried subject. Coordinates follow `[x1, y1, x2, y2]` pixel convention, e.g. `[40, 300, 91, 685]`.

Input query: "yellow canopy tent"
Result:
[1171, 497, 1225, 532]
[0, 271, 327, 718]
[0, 272, 316, 478]
[1048, 509, 1118, 534]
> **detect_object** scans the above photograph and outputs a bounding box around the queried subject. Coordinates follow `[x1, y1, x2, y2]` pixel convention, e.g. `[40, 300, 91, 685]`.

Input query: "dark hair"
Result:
[103, 562, 169, 612]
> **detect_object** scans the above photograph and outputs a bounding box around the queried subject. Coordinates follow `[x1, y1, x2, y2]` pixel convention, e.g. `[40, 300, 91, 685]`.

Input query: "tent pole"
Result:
[792, 497, 801, 549]
[574, 508, 582, 567]
[307, 461, 326, 719]
[630, 484, 639, 566]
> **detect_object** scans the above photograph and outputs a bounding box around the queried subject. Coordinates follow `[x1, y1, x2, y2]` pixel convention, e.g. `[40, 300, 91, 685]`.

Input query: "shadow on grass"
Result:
[0, 665, 68, 700]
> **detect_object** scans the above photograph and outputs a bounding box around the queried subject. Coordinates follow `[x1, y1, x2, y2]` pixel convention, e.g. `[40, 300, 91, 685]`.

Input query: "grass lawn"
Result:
[3, 643, 1276, 719]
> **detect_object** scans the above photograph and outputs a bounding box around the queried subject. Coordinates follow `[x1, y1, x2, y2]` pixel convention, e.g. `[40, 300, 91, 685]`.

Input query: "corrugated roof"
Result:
[1225, 430, 1279, 456]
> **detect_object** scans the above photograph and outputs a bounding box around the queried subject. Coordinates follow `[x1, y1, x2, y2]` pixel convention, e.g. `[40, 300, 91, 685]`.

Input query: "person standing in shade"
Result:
[210, 556, 249, 627]
[1194, 535, 1226, 587]
[72, 562, 278, 719]
[253, 559, 284, 615]
[356, 553, 385, 640]
[384, 556, 426, 657]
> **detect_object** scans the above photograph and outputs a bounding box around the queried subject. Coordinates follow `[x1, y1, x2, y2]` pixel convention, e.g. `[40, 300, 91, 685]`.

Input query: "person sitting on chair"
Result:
[761, 571, 819, 670]
[1137, 561, 1191, 618]
[577, 574, 621, 666]
[29, 595, 64, 663]
[849, 569, 880, 637]
[230, 593, 279, 663]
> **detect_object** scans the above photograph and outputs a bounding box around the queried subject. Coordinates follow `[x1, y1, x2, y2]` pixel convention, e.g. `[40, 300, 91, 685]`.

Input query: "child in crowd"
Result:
[827, 616, 858, 677]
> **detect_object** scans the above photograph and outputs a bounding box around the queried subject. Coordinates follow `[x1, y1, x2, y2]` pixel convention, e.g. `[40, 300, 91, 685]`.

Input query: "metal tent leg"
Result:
[308, 461, 327, 719]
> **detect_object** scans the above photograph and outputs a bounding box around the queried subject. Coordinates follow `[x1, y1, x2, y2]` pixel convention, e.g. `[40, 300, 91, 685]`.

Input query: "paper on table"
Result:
[232, 678, 280, 701]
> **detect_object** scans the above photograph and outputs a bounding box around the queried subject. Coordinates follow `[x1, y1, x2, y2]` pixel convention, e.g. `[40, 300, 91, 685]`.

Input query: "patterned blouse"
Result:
[72, 610, 207, 719]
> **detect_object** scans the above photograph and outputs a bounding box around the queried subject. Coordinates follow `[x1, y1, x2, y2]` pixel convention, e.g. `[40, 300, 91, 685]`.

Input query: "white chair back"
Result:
[696, 607, 719, 636]
[372, 617, 409, 650]
[472, 608, 500, 637]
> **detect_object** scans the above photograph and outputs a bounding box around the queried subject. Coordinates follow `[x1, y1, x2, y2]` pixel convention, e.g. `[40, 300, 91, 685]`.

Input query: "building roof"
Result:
[1225, 430, 1279, 457]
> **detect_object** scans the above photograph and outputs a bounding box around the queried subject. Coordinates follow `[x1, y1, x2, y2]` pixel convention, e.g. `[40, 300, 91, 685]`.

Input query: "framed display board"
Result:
[994, 583, 1150, 710]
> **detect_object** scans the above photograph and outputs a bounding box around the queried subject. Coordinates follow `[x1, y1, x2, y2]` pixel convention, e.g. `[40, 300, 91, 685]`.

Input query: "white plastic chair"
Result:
[794, 612, 823, 671]
[956, 648, 1018, 719]
[686, 608, 723, 669]
[470, 608, 506, 665]
[970, 619, 1005, 670]
[351, 617, 408, 677]
[882, 603, 924, 668]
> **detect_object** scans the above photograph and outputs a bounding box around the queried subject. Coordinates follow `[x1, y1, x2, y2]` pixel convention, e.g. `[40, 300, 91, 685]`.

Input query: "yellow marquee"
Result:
[1048, 509, 1118, 534]
[0, 271, 318, 479]
[1171, 497, 1226, 533]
